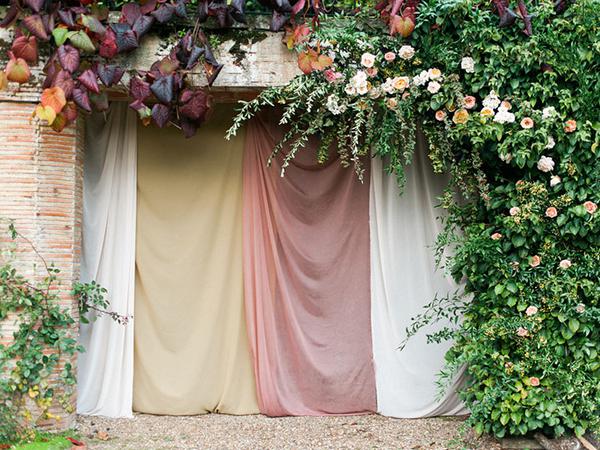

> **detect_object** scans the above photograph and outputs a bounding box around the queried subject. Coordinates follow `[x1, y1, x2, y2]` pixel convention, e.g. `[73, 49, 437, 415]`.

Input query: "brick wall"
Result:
[0, 100, 83, 430]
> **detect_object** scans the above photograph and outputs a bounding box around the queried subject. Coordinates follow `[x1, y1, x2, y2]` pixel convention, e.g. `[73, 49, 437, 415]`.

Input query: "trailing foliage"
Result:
[228, 0, 600, 438]
[0, 222, 127, 444]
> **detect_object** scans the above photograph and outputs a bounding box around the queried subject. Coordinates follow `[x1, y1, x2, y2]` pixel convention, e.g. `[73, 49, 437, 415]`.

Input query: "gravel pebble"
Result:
[75, 413, 501, 449]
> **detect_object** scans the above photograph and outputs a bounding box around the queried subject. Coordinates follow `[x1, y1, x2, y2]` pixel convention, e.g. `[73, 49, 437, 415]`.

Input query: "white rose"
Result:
[352, 70, 368, 85]
[382, 78, 395, 94]
[509, 206, 521, 216]
[545, 136, 556, 149]
[542, 106, 556, 120]
[493, 110, 515, 124]
[559, 259, 572, 269]
[483, 91, 501, 110]
[413, 70, 429, 86]
[550, 175, 561, 187]
[537, 155, 555, 173]
[356, 81, 369, 96]
[461, 56, 475, 73]
[360, 52, 376, 68]
[427, 81, 441, 94]
[398, 45, 415, 60]
[345, 84, 357, 96]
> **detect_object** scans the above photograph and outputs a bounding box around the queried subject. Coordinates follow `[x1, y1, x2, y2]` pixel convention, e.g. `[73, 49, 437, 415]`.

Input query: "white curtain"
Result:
[77, 102, 137, 417]
[370, 136, 466, 418]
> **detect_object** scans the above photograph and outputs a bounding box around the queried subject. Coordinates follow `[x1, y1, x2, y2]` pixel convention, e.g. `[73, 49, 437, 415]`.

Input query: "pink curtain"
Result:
[242, 112, 376, 416]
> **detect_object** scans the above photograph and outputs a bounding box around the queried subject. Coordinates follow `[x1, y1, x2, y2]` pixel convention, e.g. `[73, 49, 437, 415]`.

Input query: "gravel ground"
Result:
[75, 413, 501, 450]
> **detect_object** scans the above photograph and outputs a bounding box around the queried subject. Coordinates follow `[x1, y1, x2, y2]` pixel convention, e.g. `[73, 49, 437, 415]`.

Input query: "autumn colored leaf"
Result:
[41, 86, 67, 113]
[99, 28, 118, 59]
[286, 24, 310, 50]
[0, 72, 7, 91]
[23, 14, 48, 41]
[72, 87, 92, 112]
[62, 101, 78, 122]
[90, 91, 109, 111]
[312, 54, 332, 71]
[179, 88, 210, 121]
[78, 69, 100, 94]
[51, 113, 68, 132]
[35, 104, 57, 124]
[130, 76, 150, 101]
[57, 45, 80, 73]
[6, 56, 31, 83]
[57, 9, 75, 28]
[24, 0, 45, 13]
[140, 0, 158, 15]
[52, 70, 74, 98]
[130, 100, 152, 126]
[12, 35, 38, 63]
[121, 3, 142, 25]
[152, 103, 170, 128]
[390, 15, 415, 37]
[0, 4, 20, 28]
[297, 50, 315, 74]
[81, 14, 106, 35]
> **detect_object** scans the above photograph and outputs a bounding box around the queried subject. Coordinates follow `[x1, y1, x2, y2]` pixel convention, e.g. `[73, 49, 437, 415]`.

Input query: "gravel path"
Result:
[75, 413, 501, 449]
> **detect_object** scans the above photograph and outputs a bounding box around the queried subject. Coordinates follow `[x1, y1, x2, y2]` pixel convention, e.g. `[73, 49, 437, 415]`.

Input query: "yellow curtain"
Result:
[133, 105, 258, 415]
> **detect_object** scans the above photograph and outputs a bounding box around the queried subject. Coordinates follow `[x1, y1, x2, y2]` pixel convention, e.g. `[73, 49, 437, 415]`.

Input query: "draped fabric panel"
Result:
[133, 105, 258, 415]
[370, 135, 466, 417]
[243, 112, 377, 416]
[78, 103, 137, 417]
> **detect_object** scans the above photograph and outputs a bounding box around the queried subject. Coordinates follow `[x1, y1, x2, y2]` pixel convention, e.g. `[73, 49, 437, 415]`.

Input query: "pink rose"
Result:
[529, 255, 541, 268]
[366, 67, 378, 77]
[435, 110, 447, 121]
[324, 69, 342, 83]
[525, 305, 538, 316]
[491, 232, 502, 240]
[545, 207, 558, 218]
[517, 327, 529, 337]
[384, 52, 396, 62]
[583, 201, 597, 214]
[529, 377, 540, 387]
[564, 119, 577, 133]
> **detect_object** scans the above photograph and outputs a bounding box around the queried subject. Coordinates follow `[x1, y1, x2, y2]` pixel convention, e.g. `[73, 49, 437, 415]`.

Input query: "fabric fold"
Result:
[133, 104, 258, 415]
[243, 111, 377, 416]
[369, 134, 466, 418]
[78, 102, 137, 417]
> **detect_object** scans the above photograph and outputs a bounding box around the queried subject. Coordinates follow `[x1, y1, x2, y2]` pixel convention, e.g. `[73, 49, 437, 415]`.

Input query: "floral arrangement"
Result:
[228, 0, 600, 439]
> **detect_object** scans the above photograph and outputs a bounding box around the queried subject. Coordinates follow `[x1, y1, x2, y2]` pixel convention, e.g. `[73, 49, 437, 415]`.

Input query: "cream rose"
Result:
[360, 52, 376, 68]
[537, 155, 555, 173]
[398, 45, 415, 60]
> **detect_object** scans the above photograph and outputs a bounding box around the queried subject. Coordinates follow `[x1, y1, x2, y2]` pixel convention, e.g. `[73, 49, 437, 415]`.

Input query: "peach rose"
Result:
[525, 305, 538, 316]
[463, 95, 476, 109]
[520, 117, 534, 129]
[435, 110, 447, 121]
[545, 207, 557, 218]
[564, 119, 577, 133]
[583, 201, 597, 214]
[428, 68, 442, 79]
[393, 76, 410, 91]
[480, 107, 494, 117]
[386, 98, 398, 109]
[384, 52, 396, 62]
[491, 232, 502, 240]
[366, 67, 378, 77]
[517, 327, 529, 337]
[529, 377, 540, 387]
[500, 100, 512, 110]
[360, 52, 376, 68]
[529, 255, 541, 267]
[452, 109, 469, 124]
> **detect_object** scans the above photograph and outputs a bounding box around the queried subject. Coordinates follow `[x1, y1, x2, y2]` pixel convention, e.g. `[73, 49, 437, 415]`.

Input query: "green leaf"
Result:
[512, 236, 526, 247]
[568, 318, 580, 333]
[67, 30, 96, 53]
[494, 284, 505, 295]
[52, 27, 69, 46]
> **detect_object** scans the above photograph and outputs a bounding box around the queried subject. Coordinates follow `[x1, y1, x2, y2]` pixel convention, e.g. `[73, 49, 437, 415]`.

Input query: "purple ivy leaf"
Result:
[151, 4, 176, 23]
[23, 14, 49, 40]
[97, 64, 124, 87]
[270, 10, 289, 31]
[179, 88, 210, 121]
[24, 0, 45, 13]
[175, 0, 188, 18]
[186, 46, 204, 70]
[132, 14, 154, 38]
[121, 2, 142, 25]
[53, 69, 75, 98]
[111, 23, 139, 53]
[0, 4, 20, 28]
[150, 74, 174, 104]
[57, 9, 75, 27]
[180, 117, 199, 138]
[90, 91, 109, 112]
[196, 0, 209, 22]
[229, 0, 246, 23]
[57, 45, 80, 73]
[140, 0, 158, 15]
[77, 69, 100, 94]
[73, 87, 92, 112]
[99, 27, 118, 58]
[130, 76, 151, 101]
[152, 103, 171, 128]
[42, 13, 54, 36]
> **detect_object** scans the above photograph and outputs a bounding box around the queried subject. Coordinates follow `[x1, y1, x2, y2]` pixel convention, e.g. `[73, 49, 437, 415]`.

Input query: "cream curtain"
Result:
[78, 103, 137, 417]
[370, 136, 467, 418]
[133, 105, 258, 415]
